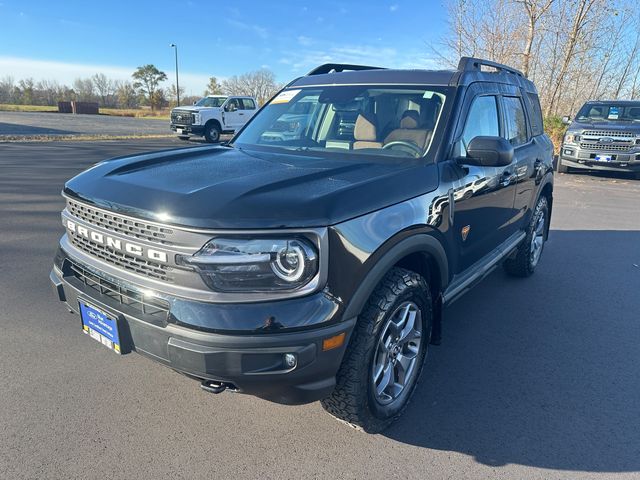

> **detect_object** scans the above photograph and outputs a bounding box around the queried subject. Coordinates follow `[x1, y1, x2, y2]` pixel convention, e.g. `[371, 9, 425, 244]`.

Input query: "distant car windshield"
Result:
[232, 85, 449, 159]
[576, 103, 640, 122]
[195, 97, 227, 107]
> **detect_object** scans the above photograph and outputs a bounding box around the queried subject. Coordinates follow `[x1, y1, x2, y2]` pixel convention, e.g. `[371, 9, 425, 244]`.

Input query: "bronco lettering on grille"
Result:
[66, 219, 169, 263]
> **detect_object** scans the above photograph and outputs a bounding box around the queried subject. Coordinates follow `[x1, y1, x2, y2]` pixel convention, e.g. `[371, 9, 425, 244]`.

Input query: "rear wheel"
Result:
[321, 267, 432, 433]
[204, 122, 221, 143]
[504, 196, 548, 277]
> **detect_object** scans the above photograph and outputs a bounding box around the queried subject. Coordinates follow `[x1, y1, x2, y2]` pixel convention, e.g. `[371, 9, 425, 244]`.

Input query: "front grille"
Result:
[67, 200, 174, 246]
[171, 110, 194, 125]
[66, 260, 169, 318]
[579, 142, 633, 151]
[69, 232, 173, 282]
[582, 130, 635, 138]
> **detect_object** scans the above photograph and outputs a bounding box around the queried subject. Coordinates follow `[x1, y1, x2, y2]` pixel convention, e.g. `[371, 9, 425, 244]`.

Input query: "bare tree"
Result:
[0, 76, 15, 104]
[73, 78, 96, 102]
[221, 69, 281, 105]
[517, 0, 555, 77]
[92, 73, 115, 107]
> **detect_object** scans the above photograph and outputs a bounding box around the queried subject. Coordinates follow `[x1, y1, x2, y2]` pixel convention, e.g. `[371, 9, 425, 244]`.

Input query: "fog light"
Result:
[284, 353, 297, 369]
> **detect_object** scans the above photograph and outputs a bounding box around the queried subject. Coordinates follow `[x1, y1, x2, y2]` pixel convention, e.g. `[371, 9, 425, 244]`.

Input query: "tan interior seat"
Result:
[353, 113, 383, 149]
[384, 110, 431, 149]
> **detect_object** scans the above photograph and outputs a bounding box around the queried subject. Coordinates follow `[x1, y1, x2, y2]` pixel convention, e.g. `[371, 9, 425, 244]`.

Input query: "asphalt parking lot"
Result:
[1, 139, 639, 479]
[0, 111, 169, 137]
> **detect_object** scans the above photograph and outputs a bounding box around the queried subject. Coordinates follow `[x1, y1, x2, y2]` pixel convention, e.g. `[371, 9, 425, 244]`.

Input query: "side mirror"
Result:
[193, 101, 197, 105]
[225, 103, 237, 112]
[561, 115, 571, 125]
[463, 136, 514, 167]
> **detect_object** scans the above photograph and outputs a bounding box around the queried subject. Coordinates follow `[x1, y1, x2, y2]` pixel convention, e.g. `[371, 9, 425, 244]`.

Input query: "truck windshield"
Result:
[195, 97, 227, 107]
[576, 103, 640, 122]
[233, 85, 449, 158]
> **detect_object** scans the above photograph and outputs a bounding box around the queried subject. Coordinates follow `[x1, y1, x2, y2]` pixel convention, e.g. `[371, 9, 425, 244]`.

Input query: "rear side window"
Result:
[462, 95, 500, 147]
[525, 93, 544, 136]
[503, 96, 528, 146]
[241, 98, 256, 110]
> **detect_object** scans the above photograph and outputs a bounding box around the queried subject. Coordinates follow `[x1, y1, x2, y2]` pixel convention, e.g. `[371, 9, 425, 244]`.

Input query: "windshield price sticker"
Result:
[271, 89, 301, 104]
[608, 106, 620, 119]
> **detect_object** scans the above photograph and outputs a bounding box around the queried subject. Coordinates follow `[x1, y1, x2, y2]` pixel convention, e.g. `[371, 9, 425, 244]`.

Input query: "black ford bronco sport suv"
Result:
[51, 57, 554, 432]
[558, 100, 640, 177]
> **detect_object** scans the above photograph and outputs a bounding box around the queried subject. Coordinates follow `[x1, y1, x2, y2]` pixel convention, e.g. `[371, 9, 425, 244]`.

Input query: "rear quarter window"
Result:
[525, 93, 544, 136]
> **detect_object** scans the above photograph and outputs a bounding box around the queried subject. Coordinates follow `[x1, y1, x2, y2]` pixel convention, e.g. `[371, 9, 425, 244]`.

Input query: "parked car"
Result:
[170, 95, 258, 142]
[51, 58, 554, 433]
[558, 100, 640, 177]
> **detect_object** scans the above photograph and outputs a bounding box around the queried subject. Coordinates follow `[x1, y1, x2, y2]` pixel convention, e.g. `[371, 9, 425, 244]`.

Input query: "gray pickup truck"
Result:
[559, 100, 640, 177]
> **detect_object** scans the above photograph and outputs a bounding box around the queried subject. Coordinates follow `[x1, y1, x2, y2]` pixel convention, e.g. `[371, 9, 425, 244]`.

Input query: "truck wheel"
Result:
[321, 267, 432, 433]
[557, 159, 570, 174]
[204, 122, 221, 143]
[504, 196, 548, 277]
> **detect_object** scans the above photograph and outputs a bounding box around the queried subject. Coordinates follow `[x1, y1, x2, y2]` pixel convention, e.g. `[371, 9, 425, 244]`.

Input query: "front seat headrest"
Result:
[400, 110, 420, 129]
[354, 113, 378, 141]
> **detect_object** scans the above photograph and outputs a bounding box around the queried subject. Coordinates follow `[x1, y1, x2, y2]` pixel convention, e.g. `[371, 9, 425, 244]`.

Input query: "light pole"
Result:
[169, 43, 180, 106]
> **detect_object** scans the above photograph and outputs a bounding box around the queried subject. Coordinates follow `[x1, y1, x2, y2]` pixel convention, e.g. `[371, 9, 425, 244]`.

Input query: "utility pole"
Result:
[169, 43, 180, 106]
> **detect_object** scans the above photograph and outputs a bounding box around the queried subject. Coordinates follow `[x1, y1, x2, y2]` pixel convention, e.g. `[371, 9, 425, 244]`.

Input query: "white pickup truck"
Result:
[170, 95, 258, 142]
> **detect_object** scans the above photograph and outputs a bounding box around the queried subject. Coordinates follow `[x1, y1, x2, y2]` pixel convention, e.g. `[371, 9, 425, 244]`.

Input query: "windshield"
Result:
[195, 96, 227, 107]
[576, 103, 640, 122]
[233, 85, 448, 159]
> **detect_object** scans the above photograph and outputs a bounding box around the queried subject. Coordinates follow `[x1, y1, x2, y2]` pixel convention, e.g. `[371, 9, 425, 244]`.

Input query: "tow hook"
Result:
[200, 379, 227, 394]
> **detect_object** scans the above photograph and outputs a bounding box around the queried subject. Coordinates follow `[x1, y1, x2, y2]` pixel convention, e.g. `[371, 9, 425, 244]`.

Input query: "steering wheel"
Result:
[382, 140, 423, 157]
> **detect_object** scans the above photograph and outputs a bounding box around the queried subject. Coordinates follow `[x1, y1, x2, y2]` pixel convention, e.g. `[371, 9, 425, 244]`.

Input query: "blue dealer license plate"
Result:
[595, 154, 612, 162]
[79, 302, 121, 354]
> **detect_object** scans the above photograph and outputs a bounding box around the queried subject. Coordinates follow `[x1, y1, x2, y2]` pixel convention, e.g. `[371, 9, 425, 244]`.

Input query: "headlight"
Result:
[193, 113, 201, 124]
[180, 237, 319, 293]
[564, 133, 579, 144]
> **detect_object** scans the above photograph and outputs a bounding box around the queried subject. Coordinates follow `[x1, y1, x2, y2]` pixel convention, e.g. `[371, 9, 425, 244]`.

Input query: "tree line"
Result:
[443, 0, 640, 117]
[0, 66, 282, 110]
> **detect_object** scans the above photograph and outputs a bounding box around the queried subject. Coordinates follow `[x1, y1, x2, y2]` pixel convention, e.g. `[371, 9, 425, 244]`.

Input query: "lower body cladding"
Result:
[560, 145, 640, 173]
[50, 251, 354, 405]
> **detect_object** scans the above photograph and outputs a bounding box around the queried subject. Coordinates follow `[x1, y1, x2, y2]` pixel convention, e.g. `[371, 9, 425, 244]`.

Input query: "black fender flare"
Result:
[342, 234, 449, 320]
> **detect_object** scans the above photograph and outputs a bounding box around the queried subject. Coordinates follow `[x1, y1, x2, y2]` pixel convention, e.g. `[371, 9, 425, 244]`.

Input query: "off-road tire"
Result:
[321, 267, 432, 433]
[504, 196, 549, 277]
[204, 122, 221, 143]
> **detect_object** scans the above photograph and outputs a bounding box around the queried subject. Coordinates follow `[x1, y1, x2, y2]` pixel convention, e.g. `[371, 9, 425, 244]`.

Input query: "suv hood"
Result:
[64, 146, 438, 229]
[569, 120, 640, 134]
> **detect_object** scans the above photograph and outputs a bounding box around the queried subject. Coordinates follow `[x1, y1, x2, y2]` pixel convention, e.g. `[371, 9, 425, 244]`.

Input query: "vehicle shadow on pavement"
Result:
[0, 122, 76, 136]
[383, 229, 640, 473]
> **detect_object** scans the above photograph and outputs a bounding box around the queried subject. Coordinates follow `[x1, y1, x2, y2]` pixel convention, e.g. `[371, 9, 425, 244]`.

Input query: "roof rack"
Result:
[306, 63, 385, 76]
[457, 57, 524, 78]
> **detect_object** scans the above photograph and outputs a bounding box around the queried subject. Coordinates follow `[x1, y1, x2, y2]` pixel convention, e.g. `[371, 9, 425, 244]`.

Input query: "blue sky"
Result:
[0, 0, 448, 95]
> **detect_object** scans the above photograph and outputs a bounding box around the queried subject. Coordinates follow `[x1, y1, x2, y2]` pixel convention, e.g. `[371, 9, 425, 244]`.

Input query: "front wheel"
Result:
[204, 122, 221, 143]
[321, 268, 432, 433]
[557, 158, 570, 174]
[504, 196, 549, 277]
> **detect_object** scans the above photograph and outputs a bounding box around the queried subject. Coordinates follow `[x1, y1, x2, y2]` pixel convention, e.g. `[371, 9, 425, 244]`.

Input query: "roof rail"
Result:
[457, 57, 524, 78]
[306, 63, 385, 76]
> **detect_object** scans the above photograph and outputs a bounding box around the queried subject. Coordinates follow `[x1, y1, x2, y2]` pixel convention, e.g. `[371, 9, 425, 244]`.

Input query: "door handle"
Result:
[239, 112, 245, 115]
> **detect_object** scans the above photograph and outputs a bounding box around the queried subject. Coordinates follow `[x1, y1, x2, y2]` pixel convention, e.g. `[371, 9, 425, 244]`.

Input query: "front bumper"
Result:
[170, 123, 205, 136]
[50, 252, 355, 405]
[560, 144, 640, 172]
